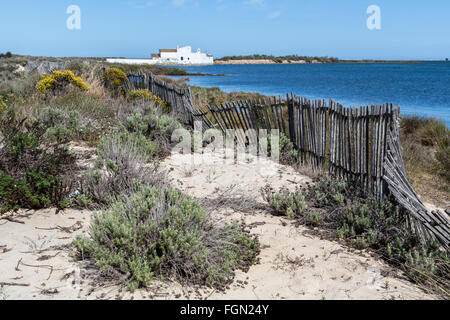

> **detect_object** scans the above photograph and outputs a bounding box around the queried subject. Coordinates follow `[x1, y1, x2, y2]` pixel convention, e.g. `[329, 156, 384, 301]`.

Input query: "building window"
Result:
[181, 57, 184, 61]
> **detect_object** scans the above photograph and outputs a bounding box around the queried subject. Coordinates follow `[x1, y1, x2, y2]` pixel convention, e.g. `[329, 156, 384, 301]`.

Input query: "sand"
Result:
[0, 148, 439, 300]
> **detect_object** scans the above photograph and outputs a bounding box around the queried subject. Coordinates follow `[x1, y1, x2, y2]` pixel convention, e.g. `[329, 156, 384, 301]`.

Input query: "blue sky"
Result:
[0, 0, 449, 59]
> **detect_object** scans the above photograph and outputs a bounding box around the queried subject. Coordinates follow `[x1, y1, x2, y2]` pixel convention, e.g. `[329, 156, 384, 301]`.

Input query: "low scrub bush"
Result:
[0, 107, 76, 213]
[127, 89, 169, 111]
[102, 67, 127, 96]
[36, 70, 89, 94]
[65, 60, 87, 77]
[102, 67, 127, 87]
[0, 95, 8, 112]
[82, 131, 164, 206]
[278, 133, 299, 165]
[262, 187, 307, 220]
[0, 72, 40, 99]
[261, 132, 299, 165]
[0, 52, 13, 58]
[50, 90, 116, 126]
[263, 176, 449, 298]
[38, 107, 95, 144]
[306, 177, 357, 208]
[121, 103, 182, 156]
[73, 185, 260, 291]
[0, 171, 68, 213]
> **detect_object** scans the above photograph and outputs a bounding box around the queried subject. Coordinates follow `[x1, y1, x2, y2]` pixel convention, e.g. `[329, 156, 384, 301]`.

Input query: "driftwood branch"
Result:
[0, 282, 30, 287]
[17, 260, 54, 280]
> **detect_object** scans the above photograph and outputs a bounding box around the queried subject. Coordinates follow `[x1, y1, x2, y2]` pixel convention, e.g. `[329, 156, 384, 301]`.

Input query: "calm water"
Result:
[171, 62, 450, 126]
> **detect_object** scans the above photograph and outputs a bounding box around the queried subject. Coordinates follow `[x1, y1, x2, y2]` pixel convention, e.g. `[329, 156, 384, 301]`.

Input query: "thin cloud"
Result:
[244, 0, 265, 8]
[268, 11, 281, 19]
[128, 1, 157, 9]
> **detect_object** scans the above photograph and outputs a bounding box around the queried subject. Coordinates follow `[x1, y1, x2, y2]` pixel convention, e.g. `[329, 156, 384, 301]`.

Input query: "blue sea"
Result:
[170, 62, 450, 127]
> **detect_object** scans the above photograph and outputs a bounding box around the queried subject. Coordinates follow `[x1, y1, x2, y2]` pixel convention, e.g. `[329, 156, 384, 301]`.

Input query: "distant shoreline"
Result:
[214, 59, 445, 65]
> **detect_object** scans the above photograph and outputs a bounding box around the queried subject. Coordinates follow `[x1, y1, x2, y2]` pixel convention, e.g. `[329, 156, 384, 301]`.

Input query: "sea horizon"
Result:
[169, 61, 449, 127]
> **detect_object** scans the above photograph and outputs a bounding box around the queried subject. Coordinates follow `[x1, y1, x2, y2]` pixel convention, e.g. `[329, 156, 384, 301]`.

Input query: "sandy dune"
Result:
[0, 149, 437, 300]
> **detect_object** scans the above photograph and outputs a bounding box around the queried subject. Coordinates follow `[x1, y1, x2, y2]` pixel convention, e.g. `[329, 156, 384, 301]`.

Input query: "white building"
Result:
[106, 46, 214, 65]
[152, 46, 214, 65]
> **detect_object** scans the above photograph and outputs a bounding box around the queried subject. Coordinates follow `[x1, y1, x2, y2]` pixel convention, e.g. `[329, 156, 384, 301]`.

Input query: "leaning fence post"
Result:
[287, 93, 296, 145]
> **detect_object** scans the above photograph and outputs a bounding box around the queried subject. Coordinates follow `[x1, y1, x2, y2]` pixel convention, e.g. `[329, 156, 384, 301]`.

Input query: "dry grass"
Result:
[191, 86, 267, 109]
[400, 115, 449, 208]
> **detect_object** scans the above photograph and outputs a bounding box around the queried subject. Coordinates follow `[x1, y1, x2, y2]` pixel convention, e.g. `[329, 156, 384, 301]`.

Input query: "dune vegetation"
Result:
[0, 52, 448, 297]
[0, 53, 260, 291]
[400, 116, 450, 206]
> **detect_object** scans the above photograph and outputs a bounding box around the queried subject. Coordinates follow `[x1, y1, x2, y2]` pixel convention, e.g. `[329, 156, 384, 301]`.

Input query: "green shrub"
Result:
[71, 194, 94, 209]
[73, 185, 260, 291]
[263, 132, 299, 165]
[308, 210, 323, 226]
[121, 105, 182, 155]
[262, 186, 307, 219]
[0, 52, 13, 59]
[279, 132, 299, 165]
[262, 176, 450, 298]
[306, 177, 353, 207]
[0, 171, 66, 213]
[38, 107, 94, 144]
[0, 107, 76, 213]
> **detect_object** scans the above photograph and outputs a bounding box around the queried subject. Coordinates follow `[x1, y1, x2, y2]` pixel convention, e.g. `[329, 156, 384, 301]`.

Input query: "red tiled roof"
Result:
[152, 54, 160, 58]
[159, 49, 177, 53]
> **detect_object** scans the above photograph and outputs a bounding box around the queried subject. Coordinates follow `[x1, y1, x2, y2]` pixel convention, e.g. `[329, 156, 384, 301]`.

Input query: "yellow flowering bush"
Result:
[0, 96, 7, 113]
[127, 89, 168, 109]
[0, 94, 15, 112]
[102, 68, 127, 87]
[36, 70, 89, 94]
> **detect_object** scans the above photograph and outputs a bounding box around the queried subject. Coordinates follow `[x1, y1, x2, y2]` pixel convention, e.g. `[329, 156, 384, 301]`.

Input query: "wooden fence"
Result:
[193, 96, 392, 197]
[126, 71, 194, 125]
[192, 95, 450, 249]
[383, 109, 450, 247]
[121, 72, 449, 249]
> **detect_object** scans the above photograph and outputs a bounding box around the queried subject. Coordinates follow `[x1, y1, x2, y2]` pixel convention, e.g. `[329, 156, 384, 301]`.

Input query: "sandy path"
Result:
[0, 208, 91, 300]
[0, 149, 437, 300]
[162, 151, 436, 300]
